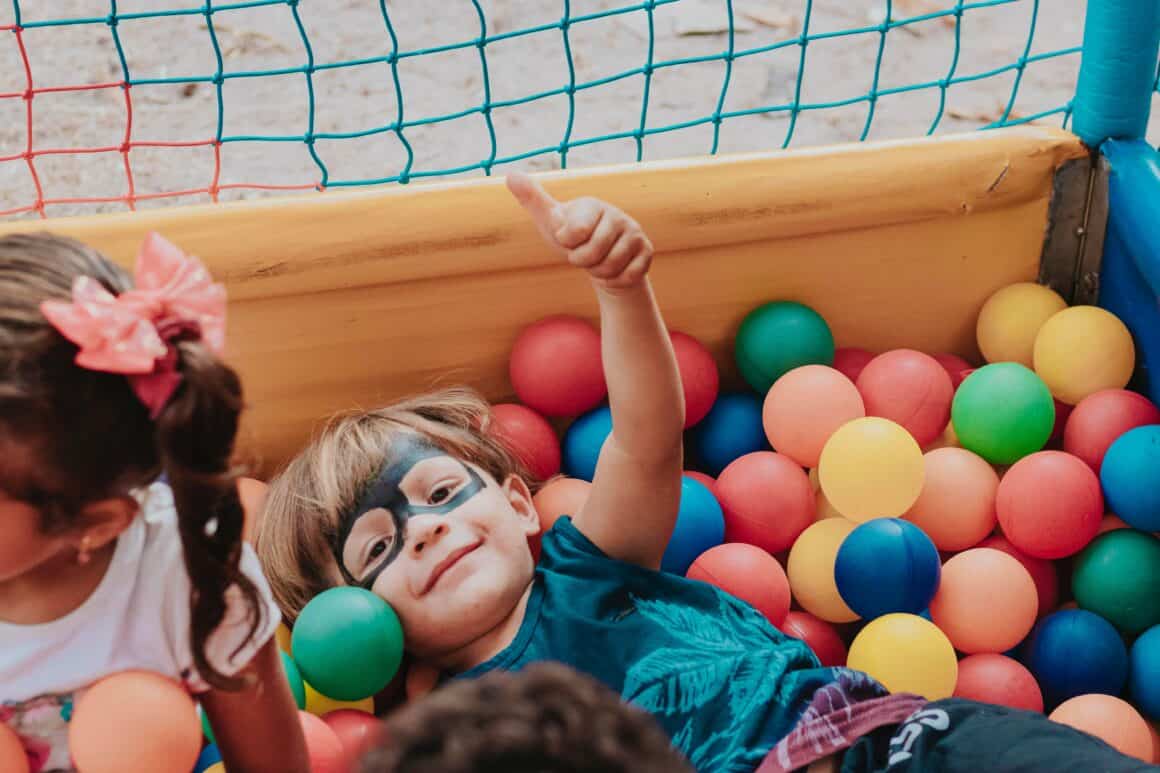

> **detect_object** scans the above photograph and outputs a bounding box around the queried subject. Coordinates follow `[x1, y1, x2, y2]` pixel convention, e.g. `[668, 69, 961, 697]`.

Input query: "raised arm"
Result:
[508, 173, 685, 569]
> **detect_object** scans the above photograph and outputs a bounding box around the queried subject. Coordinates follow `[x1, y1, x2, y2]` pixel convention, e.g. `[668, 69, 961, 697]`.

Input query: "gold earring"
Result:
[76, 536, 92, 566]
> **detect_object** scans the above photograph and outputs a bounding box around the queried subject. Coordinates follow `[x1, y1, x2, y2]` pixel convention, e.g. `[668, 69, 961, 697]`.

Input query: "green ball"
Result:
[734, 301, 835, 393]
[200, 704, 215, 745]
[951, 363, 1054, 464]
[280, 649, 307, 709]
[1073, 529, 1160, 635]
[291, 587, 404, 702]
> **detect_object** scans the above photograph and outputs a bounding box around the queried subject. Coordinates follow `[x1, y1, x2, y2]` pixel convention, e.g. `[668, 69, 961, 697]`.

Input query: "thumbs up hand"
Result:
[507, 172, 654, 291]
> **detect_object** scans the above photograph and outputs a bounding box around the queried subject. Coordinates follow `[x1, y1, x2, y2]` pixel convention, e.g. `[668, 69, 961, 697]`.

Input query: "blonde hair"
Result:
[255, 387, 539, 624]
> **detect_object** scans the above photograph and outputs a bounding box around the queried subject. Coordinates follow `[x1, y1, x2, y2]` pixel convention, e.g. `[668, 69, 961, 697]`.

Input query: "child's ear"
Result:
[503, 475, 541, 537]
[76, 495, 138, 551]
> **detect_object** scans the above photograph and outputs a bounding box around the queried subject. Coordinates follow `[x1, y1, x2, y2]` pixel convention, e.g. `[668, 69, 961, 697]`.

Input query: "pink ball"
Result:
[300, 711, 346, 773]
[954, 653, 1043, 712]
[779, 611, 848, 667]
[856, 349, 954, 447]
[996, 451, 1103, 559]
[683, 470, 719, 499]
[716, 452, 815, 553]
[762, 365, 865, 468]
[904, 447, 998, 552]
[490, 403, 561, 480]
[931, 352, 973, 388]
[322, 709, 381, 769]
[509, 316, 605, 417]
[833, 347, 875, 383]
[1064, 389, 1160, 471]
[687, 543, 791, 626]
[671, 331, 720, 428]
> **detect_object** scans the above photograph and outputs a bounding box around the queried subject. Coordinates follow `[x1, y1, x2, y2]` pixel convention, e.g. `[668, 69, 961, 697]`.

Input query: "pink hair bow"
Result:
[40, 232, 227, 418]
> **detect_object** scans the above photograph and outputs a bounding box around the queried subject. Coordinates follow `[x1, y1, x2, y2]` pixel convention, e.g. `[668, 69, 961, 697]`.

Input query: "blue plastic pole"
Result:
[1072, 0, 1160, 147]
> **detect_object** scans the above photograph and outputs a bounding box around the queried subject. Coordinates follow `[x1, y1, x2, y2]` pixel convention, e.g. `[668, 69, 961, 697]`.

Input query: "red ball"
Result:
[978, 535, 1059, 617]
[1050, 399, 1074, 446]
[716, 452, 815, 553]
[671, 331, 720, 428]
[856, 349, 954, 447]
[509, 316, 606, 417]
[683, 470, 719, 499]
[299, 711, 346, 773]
[322, 709, 381, 769]
[833, 347, 875, 383]
[779, 611, 847, 667]
[995, 451, 1103, 559]
[687, 543, 791, 626]
[1064, 389, 1160, 472]
[490, 403, 561, 480]
[931, 353, 973, 388]
[954, 653, 1044, 713]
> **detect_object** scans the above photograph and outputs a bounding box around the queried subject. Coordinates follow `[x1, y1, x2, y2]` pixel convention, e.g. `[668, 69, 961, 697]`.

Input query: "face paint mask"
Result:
[334, 435, 485, 589]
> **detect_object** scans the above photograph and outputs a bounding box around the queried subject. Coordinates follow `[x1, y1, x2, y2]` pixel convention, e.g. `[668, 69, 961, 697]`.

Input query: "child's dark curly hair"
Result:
[359, 663, 693, 773]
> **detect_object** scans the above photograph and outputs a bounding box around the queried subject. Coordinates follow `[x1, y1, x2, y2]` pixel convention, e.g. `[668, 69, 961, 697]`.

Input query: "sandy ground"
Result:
[0, 0, 1153, 219]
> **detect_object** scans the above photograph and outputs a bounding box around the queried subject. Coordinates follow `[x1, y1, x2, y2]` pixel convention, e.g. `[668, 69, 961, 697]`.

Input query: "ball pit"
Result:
[834, 518, 940, 620]
[1072, 529, 1160, 636]
[1025, 609, 1128, 707]
[690, 392, 769, 475]
[1064, 389, 1160, 472]
[818, 417, 924, 522]
[1101, 425, 1160, 531]
[847, 613, 958, 700]
[996, 451, 1103, 559]
[734, 301, 835, 394]
[975, 282, 1067, 367]
[904, 447, 998, 552]
[929, 548, 1038, 654]
[856, 349, 954, 447]
[951, 363, 1055, 465]
[717, 452, 814, 554]
[762, 365, 864, 468]
[687, 543, 790, 626]
[1049, 695, 1154, 763]
[561, 405, 612, 481]
[977, 535, 1059, 618]
[490, 403, 561, 480]
[779, 611, 848, 667]
[671, 331, 720, 428]
[1033, 306, 1136, 405]
[509, 315, 605, 417]
[661, 476, 726, 575]
[787, 518, 859, 623]
[954, 653, 1043, 712]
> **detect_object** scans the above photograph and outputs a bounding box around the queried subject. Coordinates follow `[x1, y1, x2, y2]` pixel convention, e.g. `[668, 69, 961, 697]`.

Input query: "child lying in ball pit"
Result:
[256, 175, 1156, 773]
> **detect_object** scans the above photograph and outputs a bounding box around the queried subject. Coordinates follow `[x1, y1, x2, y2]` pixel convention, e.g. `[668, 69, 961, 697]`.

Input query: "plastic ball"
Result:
[1049, 695, 1154, 762]
[509, 316, 605, 417]
[923, 422, 960, 452]
[1101, 425, 1160, 531]
[687, 543, 791, 626]
[282, 649, 307, 710]
[323, 709, 382, 769]
[847, 613, 958, 699]
[931, 352, 972, 388]
[763, 365, 865, 468]
[833, 347, 875, 383]
[834, 518, 940, 619]
[734, 301, 835, 394]
[1064, 389, 1160, 472]
[818, 417, 924, 522]
[490, 403, 561, 480]
[561, 405, 612, 482]
[951, 363, 1055, 465]
[996, 451, 1102, 559]
[1034, 306, 1135, 405]
[690, 392, 769, 475]
[661, 476, 726, 574]
[716, 452, 814, 553]
[1072, 530, 1160, 635]
[1049, 399, 1073, 446]
[904, 447, 998, 552]
[0, 723, 28, 773]
[275, 622, 292, 653]
[203, 765, 225, 773]
[976, 282, 1067, 367]
[954, 653, 1043, 712]
[292, 587, 405, 702]
[193, 744, 222, 773]
[856, 349, 954, 447]
[1099, 513, 1130, 534]
[304, 682, 374, 717]
[930, 548, 1038, 654]
[533, 477, 590, 533]
[300, 710, 346, 773]
[787, 518, 859, 623]
[1024, 609, 1128, 707]
[1130, 625, 1160, 720]
[70, 671, 200, 773]
[683, 470, 718, 499]
[779, 611, 847, 667]
[978, 535, 1059, 618]
[671, 331, 720, 427]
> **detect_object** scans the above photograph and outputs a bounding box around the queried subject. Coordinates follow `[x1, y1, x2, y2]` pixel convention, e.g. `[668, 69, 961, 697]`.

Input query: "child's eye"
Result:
[430, 485, 452, 505]
[368, 538, 391, 560]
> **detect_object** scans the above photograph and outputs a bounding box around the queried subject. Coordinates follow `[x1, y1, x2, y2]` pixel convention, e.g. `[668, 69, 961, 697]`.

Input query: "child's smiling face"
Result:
[335, 433, 540, 661]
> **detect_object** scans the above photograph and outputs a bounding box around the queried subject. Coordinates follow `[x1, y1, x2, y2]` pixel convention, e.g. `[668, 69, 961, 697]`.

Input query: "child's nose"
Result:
[409, 519, 449, 557]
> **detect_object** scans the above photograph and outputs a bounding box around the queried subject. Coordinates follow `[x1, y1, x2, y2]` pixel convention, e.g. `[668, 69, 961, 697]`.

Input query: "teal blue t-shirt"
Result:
[460, 517, 846, 772]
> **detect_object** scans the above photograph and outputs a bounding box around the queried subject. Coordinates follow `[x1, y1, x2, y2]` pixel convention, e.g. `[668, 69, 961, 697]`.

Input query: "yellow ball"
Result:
[923, 422, 959, 452]
[787, 518, 859, 623]
[808, 467, 821, 491]
[1033, 305, 1135, 405]
[275, 623, 292, 654]
[976, 282, 1067, 366]
[304, 681, 374, 716]
[204, 765, 226, 773]
[818, 417, 924, 522]
[847, 613, 958, 699]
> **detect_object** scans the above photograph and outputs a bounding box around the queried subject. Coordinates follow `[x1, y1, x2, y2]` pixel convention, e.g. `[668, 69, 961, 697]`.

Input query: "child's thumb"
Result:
[507, 173, 562, 235]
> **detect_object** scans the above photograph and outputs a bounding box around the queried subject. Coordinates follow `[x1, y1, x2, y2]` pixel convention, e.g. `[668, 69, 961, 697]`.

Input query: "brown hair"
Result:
[359, 663, 692, 773]
[0, 233, 262, 690]
[256, 387, 537, 625]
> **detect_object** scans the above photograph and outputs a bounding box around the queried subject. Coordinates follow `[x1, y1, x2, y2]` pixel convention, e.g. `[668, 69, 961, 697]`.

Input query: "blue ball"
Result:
[834, 518, 940, 620]
[661, 476, 726, 574]
[1025, 609, 1128, 708]
[1101, 425, 1160, 531]
[194, 744, 223, 773]
[562, 405, 612, 481]
[1130, 624, 1160, 720]
[690, 392, 769, 475]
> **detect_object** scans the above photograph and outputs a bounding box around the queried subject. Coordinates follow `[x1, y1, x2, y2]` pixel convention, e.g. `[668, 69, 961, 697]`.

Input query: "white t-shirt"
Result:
[0, 482, 281, 773]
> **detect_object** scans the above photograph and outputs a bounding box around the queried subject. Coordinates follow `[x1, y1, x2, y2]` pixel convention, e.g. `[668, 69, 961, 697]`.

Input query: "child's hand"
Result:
[507, 173, 654, 290]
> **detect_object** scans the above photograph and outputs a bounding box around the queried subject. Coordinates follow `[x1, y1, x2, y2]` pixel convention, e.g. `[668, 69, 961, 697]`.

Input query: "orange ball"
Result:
[762, 365, 865, 468]
[69, 671, 201, 773]
[1049, 695, 1154, 762]
[300, 710, 346, 773]
[717, 452, 815, 553]
[954, 653, 1043, 712]
[904, 447, 998, 552]
[929, 548, 1038, 654]
[857, 349, 954, 447]
[0, 723, 28, 773]
[978, 535, 1059, 618]
[687, 543, 791, 626]
[532, 477, 590, 534]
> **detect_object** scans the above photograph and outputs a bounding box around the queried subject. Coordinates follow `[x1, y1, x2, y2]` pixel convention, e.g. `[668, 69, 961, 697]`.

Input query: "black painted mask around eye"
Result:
[333, 435, 485, 589]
